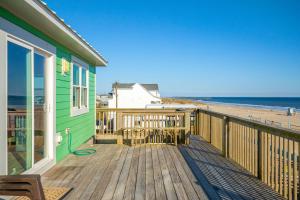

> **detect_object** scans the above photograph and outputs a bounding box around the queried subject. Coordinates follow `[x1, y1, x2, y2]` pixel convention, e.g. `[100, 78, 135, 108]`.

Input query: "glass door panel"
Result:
[34, 52, 47, 163]
[7, 41, 32, 175]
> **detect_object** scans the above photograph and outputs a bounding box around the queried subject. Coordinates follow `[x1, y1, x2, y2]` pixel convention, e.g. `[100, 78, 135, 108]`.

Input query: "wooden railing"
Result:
[194, 109, 300, 200]
[96, 108, 193, 145]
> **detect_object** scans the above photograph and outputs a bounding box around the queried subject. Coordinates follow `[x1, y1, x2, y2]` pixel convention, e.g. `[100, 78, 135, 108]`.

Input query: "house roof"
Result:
[140, 84, 159, 91]
[0, 0, 107, 66]
[112, 83, 135, 89]
[112, 83, 159, 91]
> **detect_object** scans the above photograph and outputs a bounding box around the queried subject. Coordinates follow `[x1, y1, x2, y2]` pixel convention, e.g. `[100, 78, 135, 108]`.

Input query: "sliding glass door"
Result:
[7, 39, 49, 175]
[7, 41, 32, 175]
[34, 52, 47, 164]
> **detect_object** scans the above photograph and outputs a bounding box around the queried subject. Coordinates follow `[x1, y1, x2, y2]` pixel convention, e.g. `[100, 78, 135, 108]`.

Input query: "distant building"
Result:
[96, 94, 113, 108]
[108, 83, 161, 108]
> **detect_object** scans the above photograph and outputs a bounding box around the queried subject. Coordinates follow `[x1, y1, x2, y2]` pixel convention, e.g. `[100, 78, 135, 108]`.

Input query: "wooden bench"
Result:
[0, 174, 45, 200]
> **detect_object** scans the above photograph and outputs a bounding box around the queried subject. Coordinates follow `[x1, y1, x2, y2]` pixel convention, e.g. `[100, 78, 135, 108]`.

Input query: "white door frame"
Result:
[0, 17, 56, 175]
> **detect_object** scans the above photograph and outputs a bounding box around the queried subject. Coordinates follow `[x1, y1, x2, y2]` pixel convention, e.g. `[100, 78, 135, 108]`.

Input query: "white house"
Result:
[108, 83, 161, 108]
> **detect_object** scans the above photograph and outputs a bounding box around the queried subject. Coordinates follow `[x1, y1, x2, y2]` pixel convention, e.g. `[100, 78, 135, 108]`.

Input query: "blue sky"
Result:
[45, 0, 300, 97]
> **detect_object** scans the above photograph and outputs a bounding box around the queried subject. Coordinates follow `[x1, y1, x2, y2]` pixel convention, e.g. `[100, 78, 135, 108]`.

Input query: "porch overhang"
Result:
[0, 0, 107, 67]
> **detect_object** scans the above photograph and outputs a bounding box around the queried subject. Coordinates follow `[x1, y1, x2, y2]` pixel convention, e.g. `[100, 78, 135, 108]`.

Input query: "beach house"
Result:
[0, 1, 107, 175]
[108, 83, 161, 108]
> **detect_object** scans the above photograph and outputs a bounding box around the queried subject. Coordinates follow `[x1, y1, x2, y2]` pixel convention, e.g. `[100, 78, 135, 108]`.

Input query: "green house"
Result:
[0, 1, 107, 175]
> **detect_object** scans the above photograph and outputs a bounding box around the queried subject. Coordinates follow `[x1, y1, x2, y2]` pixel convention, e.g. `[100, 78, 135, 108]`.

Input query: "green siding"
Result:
[1, 8, 96, 162]
[55, 51, 96, 161]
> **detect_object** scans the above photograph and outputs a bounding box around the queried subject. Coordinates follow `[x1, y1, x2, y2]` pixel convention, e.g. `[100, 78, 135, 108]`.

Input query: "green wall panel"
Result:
[1, 8, 97, 162]
[55, 49, 96, 161]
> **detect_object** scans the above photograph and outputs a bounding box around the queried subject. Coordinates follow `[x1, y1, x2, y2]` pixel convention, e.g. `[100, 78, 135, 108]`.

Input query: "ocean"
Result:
[177, 97, 300, 111]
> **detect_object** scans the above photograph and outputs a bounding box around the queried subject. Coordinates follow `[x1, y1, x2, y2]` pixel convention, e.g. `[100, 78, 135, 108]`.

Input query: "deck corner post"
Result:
[116, 111, 122, 132]
[257, 129, 262, 180]
[117, 129, 123, 145]
[222, 116, 229, 157]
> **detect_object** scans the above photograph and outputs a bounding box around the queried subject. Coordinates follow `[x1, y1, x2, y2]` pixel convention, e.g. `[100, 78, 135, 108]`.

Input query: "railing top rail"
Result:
[96, 108, 193, 113]
[197, 108, 300, 140]
[122, 127, 186, 130]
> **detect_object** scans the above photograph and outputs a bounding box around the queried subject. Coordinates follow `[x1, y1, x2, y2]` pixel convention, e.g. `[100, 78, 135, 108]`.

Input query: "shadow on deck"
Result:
[39, 136, 283, 200]
[180, 135, 283, 200]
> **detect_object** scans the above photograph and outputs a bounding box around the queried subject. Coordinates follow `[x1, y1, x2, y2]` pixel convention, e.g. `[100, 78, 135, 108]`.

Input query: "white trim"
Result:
[23, 159, 55, 175]
[0, 30, 8, 175]
[70, 56, 89, 117]
[0, 19, 56, 175]
[94, 72, 97, 137]
[0, 17, 55, 55]
[0, 0, 107, 66]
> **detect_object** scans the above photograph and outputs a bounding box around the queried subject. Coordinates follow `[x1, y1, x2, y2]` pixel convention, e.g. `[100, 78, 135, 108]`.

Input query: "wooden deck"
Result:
[39, 135, 283, 200]
[41, 143, 207, 200]
[180, 135, 283, 200]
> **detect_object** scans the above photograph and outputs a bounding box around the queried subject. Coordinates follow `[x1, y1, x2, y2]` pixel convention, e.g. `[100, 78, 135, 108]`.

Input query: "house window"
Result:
[71, 56, 89, 116]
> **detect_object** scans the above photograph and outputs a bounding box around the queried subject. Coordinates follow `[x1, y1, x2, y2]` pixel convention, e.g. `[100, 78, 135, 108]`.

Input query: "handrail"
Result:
[96, 108, 193, 113]
[197, 109, 300, 141]
[194, 108, 300, 199]
[96, 108, 192, 145]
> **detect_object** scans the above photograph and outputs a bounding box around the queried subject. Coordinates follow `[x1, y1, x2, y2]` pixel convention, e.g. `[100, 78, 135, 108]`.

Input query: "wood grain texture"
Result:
[40, 143, 207, 200]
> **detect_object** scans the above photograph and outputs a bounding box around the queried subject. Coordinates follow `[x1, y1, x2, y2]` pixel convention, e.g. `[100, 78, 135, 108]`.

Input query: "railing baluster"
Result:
[279, 136, 283, 195]
[289, 139, 292, 199]
[284, 138, 287, 198]
[293, 140, 297, 200]
[275, 135, 279, 192]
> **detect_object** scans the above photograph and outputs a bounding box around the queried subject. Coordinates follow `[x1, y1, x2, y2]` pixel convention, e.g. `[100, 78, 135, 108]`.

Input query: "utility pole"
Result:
[114, 81, 118, 133]
[115, 81, 118, 108]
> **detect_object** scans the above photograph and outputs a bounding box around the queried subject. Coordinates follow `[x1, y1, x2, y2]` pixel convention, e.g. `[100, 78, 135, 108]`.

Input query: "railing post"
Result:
[196, 109, 200, 135]
[116, 112, 122, 131]
[222, 116, 229, 157]
[209, 114, 212, 143]
[117, 129, 123, 145]
[226, 118, 230, 158]
[184, 111, 191, 145]
[116, 112, 123, 145]
[257, 129, 262, 180]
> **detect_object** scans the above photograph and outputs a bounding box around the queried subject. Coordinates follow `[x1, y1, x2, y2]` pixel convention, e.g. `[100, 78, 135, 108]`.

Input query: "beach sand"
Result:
[162, 98, 300, 131]
[198, 104, 300, 131]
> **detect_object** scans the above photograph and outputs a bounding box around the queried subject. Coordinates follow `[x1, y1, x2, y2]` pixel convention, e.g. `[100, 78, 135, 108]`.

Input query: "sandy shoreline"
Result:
[162, 98, 300, 131]
[199, 103, 300, 130]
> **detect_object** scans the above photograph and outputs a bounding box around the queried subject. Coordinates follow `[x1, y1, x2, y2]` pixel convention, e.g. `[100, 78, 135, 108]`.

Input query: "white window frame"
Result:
[70, 56, 89, 117]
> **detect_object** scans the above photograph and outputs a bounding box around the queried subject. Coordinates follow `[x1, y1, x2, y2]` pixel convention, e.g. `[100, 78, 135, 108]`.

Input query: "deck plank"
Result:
[135, 145, 146, 200]
[113, 147, 134, 200]
[80, 145, 119, 200]
[123, 146, 140, 200]
[61, 146, 102, 199]
[180, 135, 284, 200]
[39, 136, 282, 200]
[151, 144, 167, 200]
[157, 145, 178, 200]
[167, 145, 205, 200]
[161, 145, 189, 200]
[102, 146, 129, 200]
[145, 145, 156, 200]
[89, 145, 124, 199]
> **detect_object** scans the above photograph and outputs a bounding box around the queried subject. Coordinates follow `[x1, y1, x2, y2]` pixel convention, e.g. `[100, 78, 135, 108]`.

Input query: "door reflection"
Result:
[34, 52, 47, 164]
[7, 41, 32, 175]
